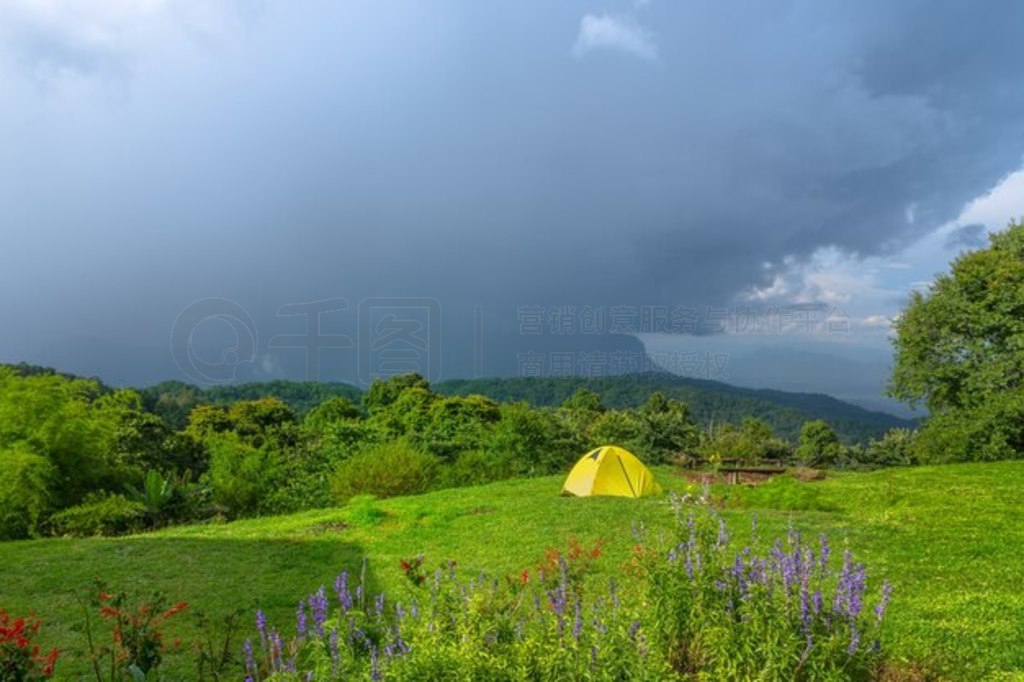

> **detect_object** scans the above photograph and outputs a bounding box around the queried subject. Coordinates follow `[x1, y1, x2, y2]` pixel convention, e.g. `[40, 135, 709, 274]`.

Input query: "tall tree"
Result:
[889, 220, 1024, 460]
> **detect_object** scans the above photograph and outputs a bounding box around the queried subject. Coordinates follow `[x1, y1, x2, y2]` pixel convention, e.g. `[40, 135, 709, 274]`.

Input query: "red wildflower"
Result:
[161, 602, 188, 620]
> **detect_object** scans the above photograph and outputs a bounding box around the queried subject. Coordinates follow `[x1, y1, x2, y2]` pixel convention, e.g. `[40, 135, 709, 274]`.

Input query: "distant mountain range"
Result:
[434, 374, 916, 444]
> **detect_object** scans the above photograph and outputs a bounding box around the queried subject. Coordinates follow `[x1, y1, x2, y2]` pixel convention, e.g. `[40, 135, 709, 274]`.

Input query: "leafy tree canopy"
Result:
[889, 220, 1024, 460]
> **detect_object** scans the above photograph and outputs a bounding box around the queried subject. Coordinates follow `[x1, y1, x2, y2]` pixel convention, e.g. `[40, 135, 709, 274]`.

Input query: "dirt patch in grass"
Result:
[308, 521, 350, 534]
[877, 660, 942, 682]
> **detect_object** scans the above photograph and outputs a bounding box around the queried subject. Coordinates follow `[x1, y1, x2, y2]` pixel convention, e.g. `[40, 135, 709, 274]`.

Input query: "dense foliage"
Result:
[0, 368, 707, 539]
[0, 362, 932, 540]
[141, 380, 363, 430]
[890, 220, 1024, 462]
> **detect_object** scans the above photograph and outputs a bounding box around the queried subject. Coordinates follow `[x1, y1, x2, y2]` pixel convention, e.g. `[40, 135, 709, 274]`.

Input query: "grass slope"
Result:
[2, 463, 1022, 680]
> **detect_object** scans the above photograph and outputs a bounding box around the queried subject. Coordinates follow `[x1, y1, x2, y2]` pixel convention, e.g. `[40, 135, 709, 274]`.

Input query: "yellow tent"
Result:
[562, 445, 662, 498]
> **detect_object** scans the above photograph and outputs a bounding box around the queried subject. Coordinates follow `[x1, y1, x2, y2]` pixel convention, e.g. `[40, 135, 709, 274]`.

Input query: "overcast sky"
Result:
[1, 0, 1023, 402]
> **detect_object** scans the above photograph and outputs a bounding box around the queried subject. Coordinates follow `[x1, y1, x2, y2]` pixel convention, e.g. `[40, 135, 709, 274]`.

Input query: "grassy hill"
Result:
[3, 462, 1022, 679]
[435, 374, 915, 443]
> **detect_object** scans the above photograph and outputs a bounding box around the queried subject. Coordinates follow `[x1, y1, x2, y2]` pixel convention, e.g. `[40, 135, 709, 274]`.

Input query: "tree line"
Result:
[0, 365, 917, 541]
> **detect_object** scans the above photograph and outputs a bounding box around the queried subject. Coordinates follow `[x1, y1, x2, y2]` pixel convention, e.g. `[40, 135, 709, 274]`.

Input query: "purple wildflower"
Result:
[847, 624, 861, 655]
[243, 638, 256, 677]
[874, 580, 893, 622]
[780, 552, 796, 592]
[309, 586, 328, 637]
[255, 609, 268, 648]
[370, 646, 380, 681]
[334, 572, 352, 612]
[799, 580, 811, 633]
[834, 570, 848, 612]
[573, 600, 583, 640]
[269, 629, 284, 672]
[819, 534, 830, 575]
[549, 585, 568, 634]
[329, 628, 340, 672]
[849, 565, 866, 618]
[295, 600, 307, 640]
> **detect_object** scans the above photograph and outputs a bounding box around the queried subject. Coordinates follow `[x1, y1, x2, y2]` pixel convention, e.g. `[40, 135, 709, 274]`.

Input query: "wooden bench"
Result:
[718, 466, 787, 485]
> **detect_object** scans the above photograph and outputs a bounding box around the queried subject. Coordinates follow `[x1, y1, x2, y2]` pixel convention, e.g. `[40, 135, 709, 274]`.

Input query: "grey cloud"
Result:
[944, 223, 987, 251]
[0, 0, 1023, 384]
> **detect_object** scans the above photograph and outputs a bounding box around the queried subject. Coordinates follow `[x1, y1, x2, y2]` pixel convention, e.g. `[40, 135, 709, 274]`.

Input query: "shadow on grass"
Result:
[2, 535, 375, 678]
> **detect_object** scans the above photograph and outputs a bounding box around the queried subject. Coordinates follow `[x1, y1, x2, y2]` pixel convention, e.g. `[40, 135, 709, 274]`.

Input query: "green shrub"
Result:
[485, 402, 581, 475]
[699, 418, 793, 465]
[0, 448, 55, 539]
[204, 433, 286, 518]
[915, 397, 1024, 463]
[330, 441, 439, 503]
[441, 449, 516, 488]
[796, 420, 842, 467]
[49, 493, 146, 537]
[312, 420, 387, 467]
[865, 429, 920, 467]
[418, 395, 502, 460]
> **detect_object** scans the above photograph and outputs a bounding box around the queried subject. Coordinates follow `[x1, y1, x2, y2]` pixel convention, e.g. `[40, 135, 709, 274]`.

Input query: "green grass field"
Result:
[3, 462, 1024, 680]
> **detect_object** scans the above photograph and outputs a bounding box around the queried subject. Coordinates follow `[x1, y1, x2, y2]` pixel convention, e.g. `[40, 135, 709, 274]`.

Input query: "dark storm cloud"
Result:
[1, 0, 1023, 384]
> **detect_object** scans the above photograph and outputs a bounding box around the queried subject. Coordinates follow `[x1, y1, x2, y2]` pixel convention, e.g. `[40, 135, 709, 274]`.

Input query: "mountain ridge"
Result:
[3, 362, 915, 443]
